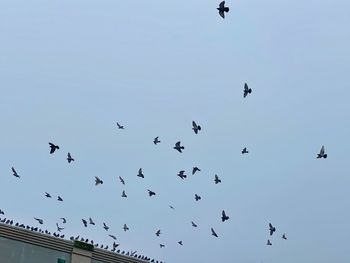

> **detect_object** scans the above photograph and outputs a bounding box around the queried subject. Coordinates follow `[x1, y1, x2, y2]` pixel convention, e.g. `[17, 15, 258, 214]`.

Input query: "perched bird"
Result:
[317, 145, 327, 159]
[89, 217, 95, 225]
[269, 223, 276, 236]
[109, 234, 117, 240]
[57, 196, 63, 202]
[242, 147, 248, 154]
[214, 174, 221, 184]
[11, 167, 20, 178]
[217, 1, 229, 19]
[45, 192, 52, 198]
[211, 228, 218, 237]
[155, 230, 161, 236]
[267, 240, 272, 246]
[153, 137, 161, 145]
[117, 122, 124, 129]
[148, 190, 156, 197]
[191, 221, 198, 227]
[0, 210, 4, 215]
[243, 83, 252, 98]
[60, 218, 66, 224]
[103, 222, 109, 231]
[192, 121, 202, 134]
[159, 244, 165, 248]
[49, 142, 59, 154]
[123, 224, 129, 231]
[137, 168, 144, 178]
[82, 219, 88, 227]
[67, 152, 74, 163]
[56, 223, 64, 232]
[177, 170, 187, 180]
[119, 176, 125, 185]
[34, 217, 44, 224]
[178, 241, 183, 246]
[122, 190, 127, 198]
[221, 210, 229, 222]
[195, 194, 201, 201]
[192, 166, 201, 175]
[174, 141, 184, 153]
[95, 176, 103, 185]
[282, 233, 287, 240]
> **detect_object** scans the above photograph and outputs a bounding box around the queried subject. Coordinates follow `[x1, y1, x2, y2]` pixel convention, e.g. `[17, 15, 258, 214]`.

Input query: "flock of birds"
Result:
[1, 1, 330, 262]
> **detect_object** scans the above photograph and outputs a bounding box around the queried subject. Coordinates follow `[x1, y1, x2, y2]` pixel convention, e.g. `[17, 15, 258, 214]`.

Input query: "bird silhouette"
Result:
[195, 194, 201, 201]
[153, 137, 161, 145]
[49, 142, 59, 154]
[217, 1, 229, 19]
[89, 218, 95, 225]
[95, 176, 103, 185]
[109, 234, 117, 240]
[173, 141, 184, 153]
[282, 233, 287, 240]
[221, 210, 229, 222]
[60, 218, 66, 224]
[192, 167, 201, 175]
[123, 224, 129, 232]
[82, 219, 88, 227]
[56, 223, 64, 232]
[243, 83, 252, 98]
[178, 241, 183, 246]
[177, 170, 187, 180]
[155, 229, 161, 236]
[191, 221, 198, 227]
[159, 244, 165, 248]
[267, 240, 272, 246]
[148, 190, 156, 197]
[241, 147, 248, 154]
[169, 205, 175, 210]
[0, 210, 4, 215]
[137, 168, 144, 178]
[121, 190, 127, 198]
[269, 223, 276, 236]
[67, 152, 74, 163]
[45, 192, 52, 198]
[192, 121, 201, 134]
[11, 167, 20, 178]
[119, 176, 125, 185]
[317, 145, 327, 159]
[57, 196, 63, 202]
[103, 222, 109, 231]
[211, 228, 218, 237]
[214, 174, 221, 184]
[34, 217, 43, 224]
[117, 122, 124, 129]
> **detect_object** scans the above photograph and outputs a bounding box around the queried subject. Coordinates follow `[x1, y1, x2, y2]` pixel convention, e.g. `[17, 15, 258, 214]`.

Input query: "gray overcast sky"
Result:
[1, 0, 350, 262]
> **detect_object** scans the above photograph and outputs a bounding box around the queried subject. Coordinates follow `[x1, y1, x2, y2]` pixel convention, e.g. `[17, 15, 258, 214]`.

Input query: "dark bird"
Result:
[174, 141, 184, 153]
[191, 221, 198, 227]
[317, 145, 327, 159]
[122, 190, 127, 198]
[169, 205, 175, 210]
[34, 217, 44, 224]
[269, 223, 276, 236]
[119, 176, 125, 185]
[267, 240, 272, 246]
[192, 121, 202, 134]
[178, 241, 183, 246]
[95, 176, 103, 185]
[177, 170, 187, 180]
[45, 192, 52, 198]
[11, 167, 20, 178]
[243, 83, 252, 98]
[148, 190, 156, 197]
[57, 196, 63, 202]
[241, 147, 248, 154]
[195, 194, 201, 201]
[211, 228, 218, 237]
[153, 136, 161, 145]
[109, 234, 117, 240]
[159, 244, 165, 248]
[282, 233, 287, 240]
[56, 223, 64, 232]
[103, 222, 109, 231]
[82, 219, 88, 227]
[67, 152, 74, 163]
[60, 218, 66, 224]
[123, 224, 129, 232]
[137, 168, 144, 178]
[117, 122, 124, 129]
[217, 1, 229, 19]
[214, 174, 221, 184]
[0, 210, 4, 215]
[155, 229, 161, 236]
[49, 142, 59, 154]
[89, 217, 95, 225]
[221, 210, 229, 222]
[192, 166, 201, 175]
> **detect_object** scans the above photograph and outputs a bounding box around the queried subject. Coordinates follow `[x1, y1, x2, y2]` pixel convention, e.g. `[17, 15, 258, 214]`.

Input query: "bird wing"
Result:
[211, 228, 217, 236]
[11, 167, 16, 173]
[219, 10, 225, 18]
[68, 152, 71, 158]
[222, 210, 226, 218]
[175, 141, 180, 147]
[219, 1, 225, 8]
[320, 145, 325, 155]
[192, 121, 197, 129]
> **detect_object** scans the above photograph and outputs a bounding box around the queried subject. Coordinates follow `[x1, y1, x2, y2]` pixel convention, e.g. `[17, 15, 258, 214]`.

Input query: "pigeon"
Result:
[95, 176, 103, 185]
[49, 142, 59, 154]
[119, 176, 125, 185]
[317, 145, 327, 159]
[45, 192, 52, 198]
[153, 137, 161, 145]
[282, 233, 287, 240]
[269, 223, 276, 236]
[155, 230, 161, 236]
[192, 121, 202, 134]
[217, 1, 229, 19]
[137, 168, 144, 178]
[177, 170, 187, 180]
[195, 194, 201, 201]
[113, 242, 120, 248]
[0, 210, 4, 215]
[109, 234, 117, 240]
[148, 190, 156, 197]
[192, 166, 201, 175]
[211, 228, 218, 237]
[267, 240, 272, 246]
[11, 167, 20, 178]
[117, 122, 124, 129]
[56, 223, 64, 232]
[123, 224, 129, 232]
[159, 244, 165, 248]
[122, 190, 127, 198]
[191, 221, 198, 227]
[169, 205, 175, 210]
[221, 210, 229, 222]
[82, 219, 88, 227]
[57, 196, 63, 202]
[67, 152, 74, 163]
[178, 241, 183, 246]
[60, 218, 66, 224]
[89, 217, 95, 225]
[243, 83, 252, 98]
[214, 174, 221, 184]
[173, 141, 184, 153]
[34, 217, 44, 224]
[242, 147, 248, 154]
[103, 222, 109, 231]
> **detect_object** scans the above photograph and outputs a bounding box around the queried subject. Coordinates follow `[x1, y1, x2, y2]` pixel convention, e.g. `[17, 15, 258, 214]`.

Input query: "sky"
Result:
[0, 0, 350, 262]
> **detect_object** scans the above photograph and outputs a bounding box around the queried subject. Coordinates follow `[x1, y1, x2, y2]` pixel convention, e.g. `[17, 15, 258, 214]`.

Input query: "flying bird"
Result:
[0, 210, 4, 215]
[159, 244, 165, 248]
[117, 122, 124, 129]
[122, 190, 127, 198]
[119, 176, 125, 185]
[195, 194, 201, 201]
[173, 141, 184, 153]
[148, 190, 156, 197]
[60, 218, 66, 224]
[169, 205, 175, 210]
[153, 137, 161, 145]
[191, 221, 198, 227]
[89, 218, 95, 225]
[217, 1, 229, 19]
[178, 241, 183, 246]
[214, 174, 221, 184]
[221, 210, 229, 222]
[192, 121, 202, 134]
[242, 147, 248, 154]
[109, 234, 117, 240]
[317, 145, 327, 159]
[67, 152, 74, 163]
[49, 142, 59, 154]
[56, 223, 64, 232]
[103, 222, 109, 231]
[267, 240, 272, 246]
[45, 192, 52, 198]
[11, 167, 20, 178]
[177, 170, 187, 180]
[95, 176, 103, 185]
[123, 224, 129, 232]
[211, 228, 218, 237]
[282, 233, 287, 240]
[155, 230, 161, 236]
[243, 83, 252, 98]
[192, 167, 201, 175]
[137, 168, 144, 178]
[57, 196, 63, 202]
[269, 223, 276, 236]
[82, 219, 88, 227]
[34, 217, 43, 224]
